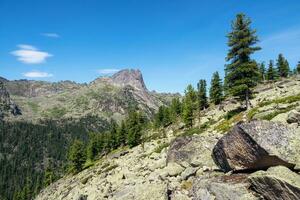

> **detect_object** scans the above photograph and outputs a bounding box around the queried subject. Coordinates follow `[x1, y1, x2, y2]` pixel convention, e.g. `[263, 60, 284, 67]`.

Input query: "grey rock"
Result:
[181, 167, 198, 180]
[167, 135, 218, 169]
[190, 174, 259, 200]
[249, 166, 300, 200]
[212, 120, 300, 172]
[287, 111, 300, 124]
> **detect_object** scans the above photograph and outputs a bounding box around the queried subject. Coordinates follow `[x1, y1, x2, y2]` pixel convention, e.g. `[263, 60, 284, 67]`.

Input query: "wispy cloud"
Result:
[41, 33, 60, 38]
[23, 71, 53, 78]
[11, 44, 52, 64]
[97, 69, 120, 75]
[259, 27, 300, 64]
[261, 27, 300, 46]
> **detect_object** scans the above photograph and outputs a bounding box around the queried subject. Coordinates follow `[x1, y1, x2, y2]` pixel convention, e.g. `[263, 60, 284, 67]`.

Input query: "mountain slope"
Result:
[4, 69, 178, 122]
[36, 76, 300, 200]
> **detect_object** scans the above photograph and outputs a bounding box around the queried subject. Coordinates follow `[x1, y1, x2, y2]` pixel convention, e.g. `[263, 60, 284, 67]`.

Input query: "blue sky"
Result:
[1, 0, 300, 93]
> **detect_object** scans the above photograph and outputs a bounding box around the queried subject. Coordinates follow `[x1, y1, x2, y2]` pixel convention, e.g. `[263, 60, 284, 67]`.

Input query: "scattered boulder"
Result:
[249, 166, 300, 200]
[167, 135, 218, 169]
[190, 174, 259, 200]
[287, 110, 300, 124]
[164, 163, 184, 177]
[212, 120, 300, 172]
[181, 167, 198, 180]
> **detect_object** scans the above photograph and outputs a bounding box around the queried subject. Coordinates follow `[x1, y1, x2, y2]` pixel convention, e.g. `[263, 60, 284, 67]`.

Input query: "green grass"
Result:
[153, 142, 169, 153]
[43, 106, 67, 118]
[224, 107, 246, 120]
[247, 93, 300, 120]
[27, 101, 39, 113]
[258, 93, 300, 107]
[215, 113, 243, 133]
[259, 104, 298, 120]
[247, 107, 259, 120]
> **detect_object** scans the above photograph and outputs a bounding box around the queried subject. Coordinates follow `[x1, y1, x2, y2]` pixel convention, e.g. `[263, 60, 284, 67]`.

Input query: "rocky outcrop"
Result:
[112, 69, 147, 91]
[0, 81, 21, 118]
[249, 166, 300, 200]
[212, 120, 300, 172]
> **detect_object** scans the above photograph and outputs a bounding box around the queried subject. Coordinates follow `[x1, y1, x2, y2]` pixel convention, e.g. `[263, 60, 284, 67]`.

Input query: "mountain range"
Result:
[0, 69, 179, 122]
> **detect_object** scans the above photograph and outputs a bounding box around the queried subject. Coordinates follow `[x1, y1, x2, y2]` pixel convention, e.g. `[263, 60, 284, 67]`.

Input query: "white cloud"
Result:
[11, 44, 52, 64]
[23, 71, 53, 78]
[17, 44, 37, 50]
[97, 69, 120, 75]
[41, 33, 60, 38]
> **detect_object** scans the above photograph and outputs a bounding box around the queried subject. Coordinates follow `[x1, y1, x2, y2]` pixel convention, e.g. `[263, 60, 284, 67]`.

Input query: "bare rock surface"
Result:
[249, 166, 300, 200]
[190, 174, 259, 200]
[212, 120, 300, 172]
[167, 134, 220, 169]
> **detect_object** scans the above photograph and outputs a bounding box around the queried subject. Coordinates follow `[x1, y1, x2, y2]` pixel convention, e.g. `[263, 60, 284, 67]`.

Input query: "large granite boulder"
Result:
[249, 166, 300, 200]
[167, 134, 219, 169]
[212, 120, 300, 172]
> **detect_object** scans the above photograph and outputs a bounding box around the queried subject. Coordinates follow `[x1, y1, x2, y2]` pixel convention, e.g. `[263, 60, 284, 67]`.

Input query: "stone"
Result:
[167, 135, 218, 169]
[164, 163, 184, 177]
[249, 166, 300, 200]
[287, 110, 300, 124]
[190, 174, 259, 200]
[181, 167, 198, 180]
[212, 120, 300, 172]
[75, 194, 88, 200]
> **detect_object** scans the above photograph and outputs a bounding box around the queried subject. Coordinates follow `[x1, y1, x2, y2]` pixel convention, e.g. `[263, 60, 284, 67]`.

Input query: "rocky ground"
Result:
[36, 76, 300, 200]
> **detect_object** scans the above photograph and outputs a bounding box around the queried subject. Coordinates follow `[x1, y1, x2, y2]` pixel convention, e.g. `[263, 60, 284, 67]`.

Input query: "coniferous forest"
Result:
[0, 116, 110, 200]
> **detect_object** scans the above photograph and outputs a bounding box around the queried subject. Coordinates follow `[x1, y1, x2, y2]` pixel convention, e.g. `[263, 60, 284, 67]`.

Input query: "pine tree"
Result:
[224, 13, 261, 109]
[197, 79, 208, 110]
[86, 134, 98, 161]
[155, 106, 165, 128]
[185, 84, 197, 104]
[209, 72, 223, 105]
[170, 97, 182, 119]
[259, 62, 266, 82]
[276, 54, 290, 78]
[297, 61, 300, 74]
[68, 139, 86, 173]
[266, 60, 277, 81]
[182, 85, 195, 127]
[117, 120, 127, 146]
[109, 119, 119, 149]
[126, 111, 143, 147]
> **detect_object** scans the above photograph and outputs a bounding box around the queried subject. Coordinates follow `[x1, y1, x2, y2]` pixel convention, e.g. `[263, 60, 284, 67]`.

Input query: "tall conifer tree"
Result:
[224, 13, 261, 109]
[197, 79, 208, 110]
[209, 72, 223, 105]
[297, 61, 300, 74]
[259, 62, 266, 82]
[266, 60, 277, 81]
[276, 54, 290, 78]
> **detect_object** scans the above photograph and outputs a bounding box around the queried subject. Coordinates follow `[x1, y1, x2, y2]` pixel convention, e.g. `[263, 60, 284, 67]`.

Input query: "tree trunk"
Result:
[245, 89, 249, 110]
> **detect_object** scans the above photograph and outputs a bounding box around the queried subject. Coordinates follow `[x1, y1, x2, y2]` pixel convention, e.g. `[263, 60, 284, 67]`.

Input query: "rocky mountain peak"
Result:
[111, 69, 147, 91]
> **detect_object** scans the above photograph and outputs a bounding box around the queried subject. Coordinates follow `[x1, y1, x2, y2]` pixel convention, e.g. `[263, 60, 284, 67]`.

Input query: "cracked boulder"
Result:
[249, 166, 300, 200]
[212, 120, 300, 172]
